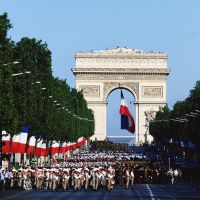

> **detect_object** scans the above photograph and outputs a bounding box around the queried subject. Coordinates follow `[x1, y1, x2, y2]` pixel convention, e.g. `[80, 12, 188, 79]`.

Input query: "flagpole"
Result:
[50, 140, 52, 166]
[13, 153, 15, 166]
[21, 153, 24, 167]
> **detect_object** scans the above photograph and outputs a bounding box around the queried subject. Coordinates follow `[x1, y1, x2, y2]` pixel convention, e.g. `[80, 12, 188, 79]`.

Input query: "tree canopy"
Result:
[149, 81, 200, 146]
[0, 12, 94, 142]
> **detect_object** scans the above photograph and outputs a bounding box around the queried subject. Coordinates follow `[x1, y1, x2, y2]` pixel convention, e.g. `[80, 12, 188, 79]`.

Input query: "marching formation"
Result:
[0, 151, 182, 192]
[0, 165, 115, 192]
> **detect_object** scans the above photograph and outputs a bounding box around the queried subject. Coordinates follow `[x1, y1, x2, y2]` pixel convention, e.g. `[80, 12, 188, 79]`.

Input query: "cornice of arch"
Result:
[72, 67, 170, 74]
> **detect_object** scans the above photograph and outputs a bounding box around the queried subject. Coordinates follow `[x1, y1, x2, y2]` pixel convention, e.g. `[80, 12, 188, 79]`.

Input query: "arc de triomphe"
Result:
[72, 47, 170, 144]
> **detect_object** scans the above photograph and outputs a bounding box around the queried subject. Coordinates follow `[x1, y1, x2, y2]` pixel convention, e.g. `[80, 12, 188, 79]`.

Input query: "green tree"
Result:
[14, 38, 53, 134]
[186, 81, 200, 144]
[0, 12, 17, 134]
[149, 106, 171, 142]
[150, 81, 200, 147]
[0, 12, 95, 143]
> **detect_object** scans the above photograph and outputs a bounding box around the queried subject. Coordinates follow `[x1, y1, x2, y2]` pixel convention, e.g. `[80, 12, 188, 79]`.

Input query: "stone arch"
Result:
[103, 82, 139, 102]
[72, 47, 170, 144]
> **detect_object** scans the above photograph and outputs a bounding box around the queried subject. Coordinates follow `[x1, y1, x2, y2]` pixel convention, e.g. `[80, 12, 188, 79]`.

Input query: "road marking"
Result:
[158, 186, 176, 200]
[104, 191, 108, 200]
[146, 184, 156, 200]
[133, 187, 144, 200]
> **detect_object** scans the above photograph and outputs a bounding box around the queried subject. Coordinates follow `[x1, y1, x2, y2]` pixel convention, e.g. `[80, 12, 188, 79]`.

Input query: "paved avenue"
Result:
[1, 183, 200, 200]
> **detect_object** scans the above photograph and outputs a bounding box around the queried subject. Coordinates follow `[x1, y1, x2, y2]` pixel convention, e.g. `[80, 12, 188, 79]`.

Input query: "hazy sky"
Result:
[1, 0, 200, 136]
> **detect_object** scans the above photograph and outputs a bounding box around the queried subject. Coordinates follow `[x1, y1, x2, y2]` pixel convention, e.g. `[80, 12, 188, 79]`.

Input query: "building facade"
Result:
[72, 47, 170, 144]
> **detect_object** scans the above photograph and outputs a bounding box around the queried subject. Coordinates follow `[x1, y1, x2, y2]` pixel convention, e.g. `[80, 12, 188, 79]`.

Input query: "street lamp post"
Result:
[2, 61, 20, 66]
[11, 71, 31, 76]
[168, 157, 171, 170]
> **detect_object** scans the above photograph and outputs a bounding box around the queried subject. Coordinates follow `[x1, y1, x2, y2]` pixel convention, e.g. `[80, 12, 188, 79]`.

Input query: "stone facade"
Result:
[72, 47, 170, 144]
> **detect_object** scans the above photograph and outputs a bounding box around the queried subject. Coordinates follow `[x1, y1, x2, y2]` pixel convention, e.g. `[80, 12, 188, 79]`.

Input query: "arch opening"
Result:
[106, 87, 136, 144]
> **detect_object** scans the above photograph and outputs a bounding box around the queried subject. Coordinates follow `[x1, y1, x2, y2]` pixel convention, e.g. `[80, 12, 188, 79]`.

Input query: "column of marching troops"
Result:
[0, 166, 115, 191]
[0, 152, 182, 191]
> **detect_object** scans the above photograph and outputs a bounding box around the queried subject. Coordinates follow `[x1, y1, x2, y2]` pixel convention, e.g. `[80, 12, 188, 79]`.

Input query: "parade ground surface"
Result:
[1, 182, 200, 200]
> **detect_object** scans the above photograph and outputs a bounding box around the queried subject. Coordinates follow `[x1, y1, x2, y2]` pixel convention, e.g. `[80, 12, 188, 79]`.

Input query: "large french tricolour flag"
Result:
[119, 90, 135, 133]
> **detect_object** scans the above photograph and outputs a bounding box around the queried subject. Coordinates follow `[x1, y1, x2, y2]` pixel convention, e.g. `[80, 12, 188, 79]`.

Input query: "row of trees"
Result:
[0, 13, 94, 142]
[149, 81, 200, 146]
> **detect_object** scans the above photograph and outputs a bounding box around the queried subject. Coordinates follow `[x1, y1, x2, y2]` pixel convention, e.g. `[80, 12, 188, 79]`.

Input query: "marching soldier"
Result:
[130, 168, 135, 189]
[167, 168, 174, 185]
[84, 168, 91, 191]
[101, 169, 107, 188]
[10, 169, 15, 189]
[95, 169, 102, 190]
[23, 170, 28, 190]
[35, 169, 39, 190]
[23, 169, 32, 190]
[107, 167, 115, 191]
[4, 168, 11, 190]
[52, 170, 59, 192]
[17, 168, 23, 189]
[36, 169, 44, 190]
[62, 169, 70, 191]
[178, 168, 182, 183]
[173, 168, 179, 188]
[92, 168, 97, 190]
[48, 170, 53, 190]
[44, 169, 49, 189]
[39, 169, 45, 190]
[0, 169, 5, 191]
[80, 169, 85, 188]
[71, 169, 75, 188]
[125, 168, 130, 189]
[30, 169, 36, 190]
[118, 167, 124, 187]
[74, 169, 81, 191]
